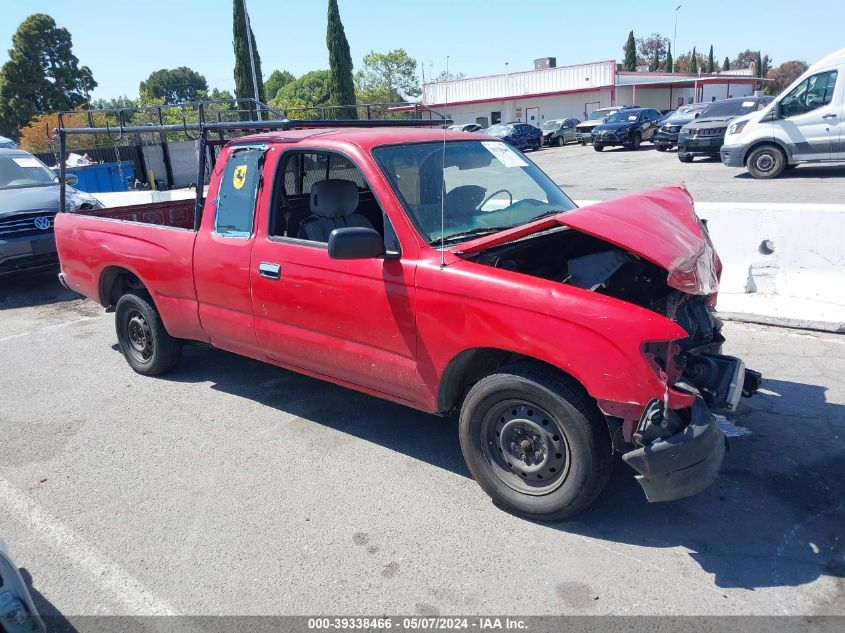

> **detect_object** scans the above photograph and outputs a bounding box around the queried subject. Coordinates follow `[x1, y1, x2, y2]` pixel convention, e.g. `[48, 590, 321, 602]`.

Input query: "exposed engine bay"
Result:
[468, 226, 761, 427]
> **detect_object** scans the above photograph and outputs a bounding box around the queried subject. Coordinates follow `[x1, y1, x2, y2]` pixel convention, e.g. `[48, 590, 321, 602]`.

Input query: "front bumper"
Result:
[575, 131, 593, 143]
[622, 398, 726, 503]
[0, 233, 58, 276]
[592, 131, 631, 146]
[678, 136, 724, 156]
[653, 130, 680, 147]
[720, 143, 745, 167]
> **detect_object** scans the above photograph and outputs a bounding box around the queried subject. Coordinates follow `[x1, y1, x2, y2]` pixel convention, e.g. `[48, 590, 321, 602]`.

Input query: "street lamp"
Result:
[673, 4, 682, 67]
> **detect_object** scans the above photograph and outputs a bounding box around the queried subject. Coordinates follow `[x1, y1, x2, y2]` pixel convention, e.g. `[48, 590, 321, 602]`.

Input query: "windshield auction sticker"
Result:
[481, 141, 528, 168]
[12, 157, 41, 168]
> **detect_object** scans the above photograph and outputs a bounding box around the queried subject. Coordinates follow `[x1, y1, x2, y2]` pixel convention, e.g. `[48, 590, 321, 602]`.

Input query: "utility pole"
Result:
[673, 4, 682, 69]
[242, 0, 262, 120]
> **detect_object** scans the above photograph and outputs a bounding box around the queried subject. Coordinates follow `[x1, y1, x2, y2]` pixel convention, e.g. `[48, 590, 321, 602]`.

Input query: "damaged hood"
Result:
[454, 185, 720, 295]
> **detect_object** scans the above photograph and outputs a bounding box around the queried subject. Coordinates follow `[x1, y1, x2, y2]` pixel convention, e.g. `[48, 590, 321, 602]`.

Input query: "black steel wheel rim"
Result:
[124, 309, 153, 363]
[480, 401, 571, 495]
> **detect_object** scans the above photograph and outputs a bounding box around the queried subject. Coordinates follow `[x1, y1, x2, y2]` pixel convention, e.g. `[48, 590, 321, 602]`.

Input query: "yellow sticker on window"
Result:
[233, 164, 247, 190]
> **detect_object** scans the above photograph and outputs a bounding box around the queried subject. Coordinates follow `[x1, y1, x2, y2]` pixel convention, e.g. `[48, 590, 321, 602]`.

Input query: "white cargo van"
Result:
[720, 47, 844, 178]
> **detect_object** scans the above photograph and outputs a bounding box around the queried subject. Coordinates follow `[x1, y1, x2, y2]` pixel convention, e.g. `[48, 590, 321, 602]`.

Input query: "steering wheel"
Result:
[478, 188, 514, 211]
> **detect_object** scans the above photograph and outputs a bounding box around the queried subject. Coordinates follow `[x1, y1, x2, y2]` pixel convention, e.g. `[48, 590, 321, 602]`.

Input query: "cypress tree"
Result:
[707, 45, 715, 73]
[622, 31, 637, 71]
[754, 50, 764, 90]
[326, 0, 357, 118]
[690, 46, 698, 73]
[233, 0, 266, 116]
[723, 56, 730, 71]
[664, 44, 673, 73]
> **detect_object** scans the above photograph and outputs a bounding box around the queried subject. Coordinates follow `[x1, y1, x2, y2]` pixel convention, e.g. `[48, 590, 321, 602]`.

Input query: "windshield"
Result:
[665, 106, 704, 124]
[0, 154, 57, 190]
[542, 120, 560, 131]
[485, 124, 512, 136]
[604, 111, 640, 123]
[372, 140, 576, 244]
[588, 108, 617, 121]
[700, 99, 765, 118]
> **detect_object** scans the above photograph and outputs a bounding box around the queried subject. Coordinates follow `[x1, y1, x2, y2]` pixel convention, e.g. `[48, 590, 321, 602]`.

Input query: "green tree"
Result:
[664, 43, 673, 72]
[0, 14, 96, 139]
[689, 47, 698, 73]
[326, 0, 357, 118]
[706, 45, 715, 73]
[355, 49, 421, 103]
[264, 70, 295, 101]
[622, 30, 637, 71]
[766, 60, 808, 95]
[723, 56, 730, 71]
[139, 67, 208, 104]
[270, 70, 332, 117]
[232, 0, 266, 108]
[636, 33, 669, 70]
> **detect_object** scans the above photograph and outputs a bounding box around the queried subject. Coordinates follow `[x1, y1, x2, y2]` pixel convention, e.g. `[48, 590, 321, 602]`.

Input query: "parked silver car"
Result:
[542, 118, 580, 146]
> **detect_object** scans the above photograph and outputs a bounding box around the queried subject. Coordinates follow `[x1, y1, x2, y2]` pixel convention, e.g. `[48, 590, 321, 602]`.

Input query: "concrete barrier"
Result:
[577, 200, 845, 332]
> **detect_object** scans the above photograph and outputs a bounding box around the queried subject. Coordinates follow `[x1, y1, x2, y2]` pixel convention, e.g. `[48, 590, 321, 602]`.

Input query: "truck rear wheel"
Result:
[458, 363, 612, 520]
[115, 290, 181, 376]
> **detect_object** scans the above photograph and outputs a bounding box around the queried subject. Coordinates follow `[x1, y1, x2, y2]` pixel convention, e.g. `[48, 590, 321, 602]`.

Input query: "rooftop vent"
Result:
[534, 57, 556, 70]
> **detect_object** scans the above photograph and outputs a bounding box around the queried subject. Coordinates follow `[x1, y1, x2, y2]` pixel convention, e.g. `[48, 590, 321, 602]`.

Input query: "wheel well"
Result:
[743, 140, 790, 166]
[99, 267, 148, 309]
[436, 348, 587, 414]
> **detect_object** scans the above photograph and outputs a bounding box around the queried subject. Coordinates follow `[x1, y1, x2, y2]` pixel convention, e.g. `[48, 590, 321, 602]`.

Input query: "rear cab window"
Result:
[214, 147, 264, 238]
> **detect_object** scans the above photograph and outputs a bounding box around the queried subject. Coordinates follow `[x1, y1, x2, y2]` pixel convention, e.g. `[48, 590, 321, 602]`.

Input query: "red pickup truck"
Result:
[55, 125, 760, 520]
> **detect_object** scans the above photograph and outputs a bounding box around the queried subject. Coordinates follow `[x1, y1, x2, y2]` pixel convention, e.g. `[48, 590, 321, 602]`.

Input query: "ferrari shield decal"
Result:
[233, 164, 247, 189]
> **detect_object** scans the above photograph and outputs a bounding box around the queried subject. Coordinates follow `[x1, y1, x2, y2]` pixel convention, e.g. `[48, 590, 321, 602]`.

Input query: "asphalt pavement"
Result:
[0, 272, 843, 619]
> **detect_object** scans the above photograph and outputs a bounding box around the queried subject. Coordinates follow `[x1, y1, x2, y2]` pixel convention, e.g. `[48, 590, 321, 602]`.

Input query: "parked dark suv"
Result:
[653, 104, 709, 151]
[591, 108, 663, 151]
[484, 122, 543, 151]
[677, 96, 774, 162]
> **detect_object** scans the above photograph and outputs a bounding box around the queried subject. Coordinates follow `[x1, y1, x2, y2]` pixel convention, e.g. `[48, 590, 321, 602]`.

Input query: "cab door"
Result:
[249, 148, 421, 404]
[777, 69, 839, 161]
[194, 145, 267, 357]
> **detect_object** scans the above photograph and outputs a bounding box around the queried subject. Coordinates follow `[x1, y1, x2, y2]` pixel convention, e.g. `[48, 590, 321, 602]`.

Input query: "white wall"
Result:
[430, 88, 613, 127]
[423, 61, 614, 105]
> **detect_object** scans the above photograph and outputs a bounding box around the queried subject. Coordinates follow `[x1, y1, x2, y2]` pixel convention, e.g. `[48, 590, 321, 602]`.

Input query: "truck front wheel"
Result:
[459, 363, 612, 520]
[115, 290, 181, 376]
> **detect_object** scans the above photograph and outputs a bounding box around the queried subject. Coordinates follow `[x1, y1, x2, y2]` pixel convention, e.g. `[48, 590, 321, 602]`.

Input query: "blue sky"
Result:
[2, 0, 842, 99]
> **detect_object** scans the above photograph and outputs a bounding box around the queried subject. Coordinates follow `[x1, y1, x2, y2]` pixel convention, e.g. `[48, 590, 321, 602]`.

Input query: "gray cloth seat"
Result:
[298, 179, 374, 242]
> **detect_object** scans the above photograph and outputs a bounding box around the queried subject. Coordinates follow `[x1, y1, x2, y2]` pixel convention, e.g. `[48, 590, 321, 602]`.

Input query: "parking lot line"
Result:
[0, 478, 178, 616]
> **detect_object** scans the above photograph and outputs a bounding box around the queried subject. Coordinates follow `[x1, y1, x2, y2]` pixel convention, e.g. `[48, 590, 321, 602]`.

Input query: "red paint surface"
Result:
[56, 129, 720, 421]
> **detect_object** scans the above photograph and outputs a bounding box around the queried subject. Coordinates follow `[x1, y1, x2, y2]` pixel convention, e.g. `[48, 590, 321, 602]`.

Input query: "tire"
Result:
[655, 144, 667, 152]
[746, 144, 786, 179]
[532, 139, 541, 151]
[115, 289, 181, 376]
[555, 136, 565, 147]
[678, 154, 693, 163]
[630, 133, 642, 150]
[593, 143, 604, 152]
[579, 141, 586, 146]
[458, 363, 612, 520]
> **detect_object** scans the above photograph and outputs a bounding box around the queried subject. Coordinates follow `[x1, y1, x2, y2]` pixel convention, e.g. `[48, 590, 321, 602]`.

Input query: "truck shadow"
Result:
[158, 345, 844, 592]
[0, 269, 78, 310]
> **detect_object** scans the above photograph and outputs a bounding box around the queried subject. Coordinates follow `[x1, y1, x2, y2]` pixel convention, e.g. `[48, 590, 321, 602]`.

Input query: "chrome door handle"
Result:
[822, 113, 838, 119]
[258, 262, 281, 279]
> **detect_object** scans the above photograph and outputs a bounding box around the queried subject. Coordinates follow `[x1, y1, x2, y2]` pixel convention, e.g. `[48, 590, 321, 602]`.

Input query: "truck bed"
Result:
[55, 198, 203, 340]
[75, 198, 195, 229]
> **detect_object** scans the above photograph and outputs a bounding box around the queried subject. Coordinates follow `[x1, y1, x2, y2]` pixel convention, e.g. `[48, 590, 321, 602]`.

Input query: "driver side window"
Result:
[781, 70, 838, 117]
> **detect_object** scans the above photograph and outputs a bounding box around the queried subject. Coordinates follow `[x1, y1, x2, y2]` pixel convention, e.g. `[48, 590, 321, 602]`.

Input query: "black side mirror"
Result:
[328, 227, 386, 260]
